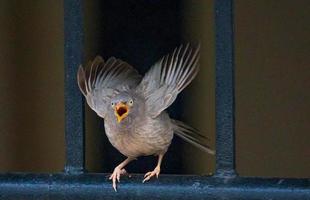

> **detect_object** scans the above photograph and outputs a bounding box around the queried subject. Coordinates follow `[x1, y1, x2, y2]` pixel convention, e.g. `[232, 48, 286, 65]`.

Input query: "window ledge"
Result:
[0, 173, 309, 200]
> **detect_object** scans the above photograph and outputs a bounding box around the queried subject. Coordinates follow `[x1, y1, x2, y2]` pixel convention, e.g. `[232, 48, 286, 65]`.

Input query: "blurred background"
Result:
[0, 0, 309, 177]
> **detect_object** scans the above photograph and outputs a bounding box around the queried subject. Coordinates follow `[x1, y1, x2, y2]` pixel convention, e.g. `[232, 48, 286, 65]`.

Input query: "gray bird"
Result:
[77, 44, 214, 191]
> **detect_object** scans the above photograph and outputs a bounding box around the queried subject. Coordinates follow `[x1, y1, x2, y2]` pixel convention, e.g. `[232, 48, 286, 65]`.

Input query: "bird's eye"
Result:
[111, 102, 115, 107]
[128, 99, 133, 106]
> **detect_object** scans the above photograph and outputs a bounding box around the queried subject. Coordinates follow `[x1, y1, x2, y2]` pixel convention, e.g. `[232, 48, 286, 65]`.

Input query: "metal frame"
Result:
[64, 0, 85, 174]
[0, 0, 309, 199]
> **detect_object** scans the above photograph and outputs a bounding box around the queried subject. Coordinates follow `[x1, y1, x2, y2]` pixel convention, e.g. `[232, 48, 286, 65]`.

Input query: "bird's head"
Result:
[110, 92, 140, 123]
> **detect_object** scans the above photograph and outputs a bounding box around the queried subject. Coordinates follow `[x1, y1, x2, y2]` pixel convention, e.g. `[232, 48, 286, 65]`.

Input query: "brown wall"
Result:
[84, 0, 107, 172]
[181, 0, 215, 175]
[0, 1, 64, 172]
[235, 0, 310, 177]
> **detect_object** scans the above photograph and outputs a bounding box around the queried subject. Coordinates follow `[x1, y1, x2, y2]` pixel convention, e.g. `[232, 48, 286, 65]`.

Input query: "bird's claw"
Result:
[142, 166, 160, 183]
[109, 167, 128, 192]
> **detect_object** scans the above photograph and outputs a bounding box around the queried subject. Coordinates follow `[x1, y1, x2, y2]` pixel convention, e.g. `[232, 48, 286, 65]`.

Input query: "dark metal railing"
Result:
[215, 0, 236, 177]
[64, 0, 85, 174]
[0, 0, 309, 199]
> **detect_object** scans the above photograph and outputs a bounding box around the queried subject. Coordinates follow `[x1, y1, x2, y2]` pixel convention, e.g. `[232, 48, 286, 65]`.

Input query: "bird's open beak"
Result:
[114, 102, 129, 123]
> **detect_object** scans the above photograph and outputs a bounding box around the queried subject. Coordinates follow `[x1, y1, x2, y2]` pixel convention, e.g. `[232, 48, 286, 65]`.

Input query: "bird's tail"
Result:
[172, 119, 215, 155]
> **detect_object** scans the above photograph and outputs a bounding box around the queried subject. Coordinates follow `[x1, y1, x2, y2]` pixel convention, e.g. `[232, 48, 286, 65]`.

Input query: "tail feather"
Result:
[172, 119, 215, 155]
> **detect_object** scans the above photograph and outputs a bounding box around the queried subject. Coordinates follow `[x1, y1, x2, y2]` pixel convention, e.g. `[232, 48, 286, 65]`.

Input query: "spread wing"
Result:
[137, 44, 200, 118]
[77, 56, 141, 118]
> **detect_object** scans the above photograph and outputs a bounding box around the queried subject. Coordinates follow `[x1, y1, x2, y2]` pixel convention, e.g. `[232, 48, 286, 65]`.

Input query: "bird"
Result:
[77, 44, 215, 191]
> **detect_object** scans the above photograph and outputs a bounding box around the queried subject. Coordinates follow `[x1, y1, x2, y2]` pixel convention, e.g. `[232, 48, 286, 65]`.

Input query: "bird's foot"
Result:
[109, 167, 128, 192]
[142, 166, 160, 183]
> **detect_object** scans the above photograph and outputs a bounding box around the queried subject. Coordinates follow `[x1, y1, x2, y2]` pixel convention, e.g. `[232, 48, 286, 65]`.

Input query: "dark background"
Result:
[0, 0, 309, 177]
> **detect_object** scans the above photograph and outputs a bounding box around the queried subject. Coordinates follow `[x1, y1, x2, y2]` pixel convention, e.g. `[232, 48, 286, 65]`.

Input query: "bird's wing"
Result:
[77, 56, 141, 118]
[137, 44, 200, 118]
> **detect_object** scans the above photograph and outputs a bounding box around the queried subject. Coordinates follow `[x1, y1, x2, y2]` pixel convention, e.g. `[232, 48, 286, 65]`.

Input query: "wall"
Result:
[181, 0, 215, 175]
[0, 1, 64, 172]
[235, 0, 310, 177]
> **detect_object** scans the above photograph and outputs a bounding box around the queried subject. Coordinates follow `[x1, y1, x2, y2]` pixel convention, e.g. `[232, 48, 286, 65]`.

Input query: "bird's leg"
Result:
[109, 157, 134, 191]
[143, 153, 164, 183]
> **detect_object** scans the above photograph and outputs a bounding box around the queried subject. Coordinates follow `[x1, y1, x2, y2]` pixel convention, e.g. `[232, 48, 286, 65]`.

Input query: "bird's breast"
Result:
[104, 116, 173, 158]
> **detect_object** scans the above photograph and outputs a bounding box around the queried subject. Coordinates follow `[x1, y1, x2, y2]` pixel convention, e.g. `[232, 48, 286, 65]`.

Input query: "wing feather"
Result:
[137, 44, 200, 118]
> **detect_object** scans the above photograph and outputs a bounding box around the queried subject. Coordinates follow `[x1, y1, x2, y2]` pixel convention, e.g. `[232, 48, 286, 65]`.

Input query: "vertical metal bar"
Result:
[64, 0, 85, 173]
[214, 0, 236, 177]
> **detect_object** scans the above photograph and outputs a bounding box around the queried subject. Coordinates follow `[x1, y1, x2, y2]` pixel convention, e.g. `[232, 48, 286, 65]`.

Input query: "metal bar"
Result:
[0, 174, 309, 200]
[214, 0, 236, 176]
[64, 0, 85, 173]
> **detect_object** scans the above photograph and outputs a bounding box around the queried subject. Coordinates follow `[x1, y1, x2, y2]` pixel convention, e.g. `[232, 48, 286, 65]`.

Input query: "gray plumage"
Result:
[77, 44, 214, 191]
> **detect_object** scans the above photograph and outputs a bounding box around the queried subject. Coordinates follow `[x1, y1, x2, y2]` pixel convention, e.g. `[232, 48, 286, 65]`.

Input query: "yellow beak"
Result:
[114, 102, 129, 123]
